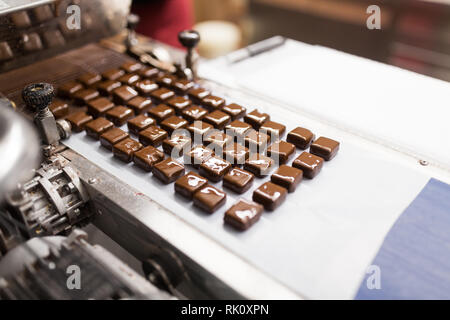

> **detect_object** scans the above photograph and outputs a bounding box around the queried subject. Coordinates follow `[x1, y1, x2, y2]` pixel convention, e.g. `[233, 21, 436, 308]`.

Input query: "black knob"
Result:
[127, 14, 140, 31]
[178, 30, 200, 50]
[22, 83, 54, 111]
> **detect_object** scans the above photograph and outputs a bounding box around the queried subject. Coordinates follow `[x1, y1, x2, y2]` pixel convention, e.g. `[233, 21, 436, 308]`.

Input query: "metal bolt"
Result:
[419, 160, 429, 166]
[88, 178, 98, 184]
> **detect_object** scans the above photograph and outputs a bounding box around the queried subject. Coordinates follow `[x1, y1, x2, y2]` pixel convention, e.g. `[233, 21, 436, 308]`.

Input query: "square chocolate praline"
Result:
[199, 156, 232, 182]
[267, 141, 295, 164]
[204, 130, 233, 153]
[271, 165, 303, 193]
[139, 67, 159, 79]
[87, 97, 114, 117]
[155, 74, 177, 88]
[223, 143, 250, 166]
[78, 73, 102, 87]
[222, 103, 246, 120]
[133, 146, 165, 172]
[49, 100, 69, 119]
[100, 128, 129, 151]
[224, 199, 263, 231]
[102, 68, 125, 81]
[173, 79, 195, 95]
[127, 115, 155, 135]
[113, 138, 143, 163]
[135, 80, 158, 96]
[292, 152, 324, 179]
[287, 127, 314, 150]
[193, 185, 227, 214]
[44, 30, 66, 48]
[182, 106, 208, 123]
[202, 95, 226, 111]
[175, 171, 208, 199]
[112, 86, 138, 105]
[22, 33, 42, 52]
[66, 112, 93, 133]
[260, 121, 286, 140]
[153, 158, 185, 184]
[203, 110, 231, 130]
[184, 145, 214, 168]
[223, 168, 254, 194]
[139, 126, 168, 147]
[150, 88, 175, 105]
[0, 42, 13, 61]
[121, 61, 143, 73]
[160, 116, 189, 136]
[97, 80, 121, 96]
[162, 135, 192, 158]
[253, 182, 287, 211]
[118, 73, 140, 86]
[148, 104, 175, 123]
[188, 87, 211, 104]
[167, 96, 192, 114]
[126, 96, 152, 115]
[310, 137, 340, 161]
[244, 154, 275, 178]
[58, 81, 83, 98]
[73, 89, 99, 105]
[225, 120, 252, 140]
[244, 130, 271, 153]
[85, 117, 114, 140]
[244, 109, 270, 130]
[106, 106, 135, 126]
[187, 121, 214, 142]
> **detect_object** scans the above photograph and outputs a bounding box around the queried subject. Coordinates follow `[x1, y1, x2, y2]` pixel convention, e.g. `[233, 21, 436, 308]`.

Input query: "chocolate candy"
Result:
[135, 80, 158, 96]
[292, 152, 324, 179]
[167, 96, 192, 114]
[148, 104, 175, 123]
[244, 130, 270, 153]
[113, 86, 138, 105]
[102, 69, 125, 81]
[106, 106, 134, 126]
[42, 30, 65, 48]
[199, 156, 232, 182]
[175, 171, 208, 199]
[87, 97, 114, 117]
[66, 111, 93, 133]
[182, 105, 208, 122]
[126, 96, 152, 115]
[73, 88, 99, 105]
[310, 137, 340, 161]
[184, 145, 214, 168]
[260, 121, 286, 139]
[223, 143, 250, 166]
[153, 158, 185, 184]
[162, 134, 192, 158]
[32, 5, 53, 22]
[113, 138, 143, 163]
[11, 11, 31, 28]
[253, 182, 287, 211]
[85, 117, 114, 139]
[224, 199, 263, 230]
[118, 73, 140, 86]
[267, 141, 295, 164]
[225, 120, 252, 139]
[121, 61, 143, 73]
[150, 87, 175, 104]
[203, 110, 231, 130]
[244, 109, 270, 130]
[244, 154, 275, 178]
[187, 121, 214, 141]
[127, 115, 155, 135]
[222, 103, 246, 120]
[271, 165, 303, 193]
[204, 130, 232, 152]
[193, 185, 227, 214]
[173, 79, 194, 95]
[202, 95, 226, 111]
[97, 80, 121, 96]
[22, 33, 43, 52]
[59, 81, 83, 98]
[139, 67, 159, 79]
[156, 74, 177, 88]
[0, 42, 13, 61]
[139, 125, 168, 147]
[287, 127, 315, 150]
[188, 87, 211, 104]
[160, 116, 189, 135]
[133, 146, 165, 172]
[100, 128, 129, 150]
[223, 168, 254, 194]
[78, 73, 102, 87]
[49, 100, 69, 119]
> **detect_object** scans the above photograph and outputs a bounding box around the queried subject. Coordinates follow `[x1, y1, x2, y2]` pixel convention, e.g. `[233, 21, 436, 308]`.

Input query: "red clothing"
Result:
[132, 0, 193, 49]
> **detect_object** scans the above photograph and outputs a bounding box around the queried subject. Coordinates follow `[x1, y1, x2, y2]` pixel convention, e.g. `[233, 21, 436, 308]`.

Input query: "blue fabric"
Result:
[356, 178, 450, 300]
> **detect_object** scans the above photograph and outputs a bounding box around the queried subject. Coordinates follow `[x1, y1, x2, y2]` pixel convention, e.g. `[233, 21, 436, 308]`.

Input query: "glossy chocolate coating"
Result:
[32, 5, 53, 22]
[133, 146, 165, 172]
[310, 137, 340, 161]
[153, 158, 185, 184]
[202, 95, 226, 111]
[204, 130, 232, 152]
[271, 165, 303, 193]
[156, 74, 177, 88]
[244, 109, 270, 130]
[244, 130, 270, 153]
[253, 182, 287, 211]
[187, 121, 214, 142]
[11, 11, 31, 28]
[118, 73, 140, 86]
[287, 127, 315, 150]
[102, 69, 125, 81]
[135, 80, 158, 96]
[244, 154, 275, 178]
[138, 67, 159, 79]
[203, 110, 231, 130]
[175, 171, 208, 199]
[167, 96, 192, 114]
[222, 103, 246, 120]
[225, 120, 252, 139]
[42, 30, 65, 48]
[85, 117, 114, 140]
[148, 104, 175, 123]
[126, 96, 152, 115]
[224, 199, 263, 230]
[199, 156, 232, 182]
[150, 87, 175, 104]
[173, 79, 194, 95]
[59, 81, 83, 98]
[184, 145, 214, 168]
[121, 61, 143, 73]
[292, 152, 324, 179]
[78, 73, 102, 87]
[0, 42, 13, 61]
[97, 80, 121, 96]
[22, 33, 43, 52]
[223, 168, 254, 194]
[49, 100, 69, 119]
[66, 112, 93, 133]
[188, 87, 211, 104]
[73, 88, 99, 105]
[193, 185, 227, 214]
[100, 128, 129, 150]
[223, 143, 250, 166]
[112, 86, 138, 105]
[127, 115, 155, 135]
[160, 116, 189, 135]
[182, 105, 208, 122]
[138, 125, 168, 147]
[260, 121, 286, 139]
[87, 97, 114, 117]
[162, 134, 192, 158]
[106, 106, 134, 126]
[113, 138, 143, 163]
[267, 141, 295, 164]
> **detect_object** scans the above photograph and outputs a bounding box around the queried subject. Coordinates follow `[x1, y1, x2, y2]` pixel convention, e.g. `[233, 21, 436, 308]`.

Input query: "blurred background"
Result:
[131, 0, 450, 82]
